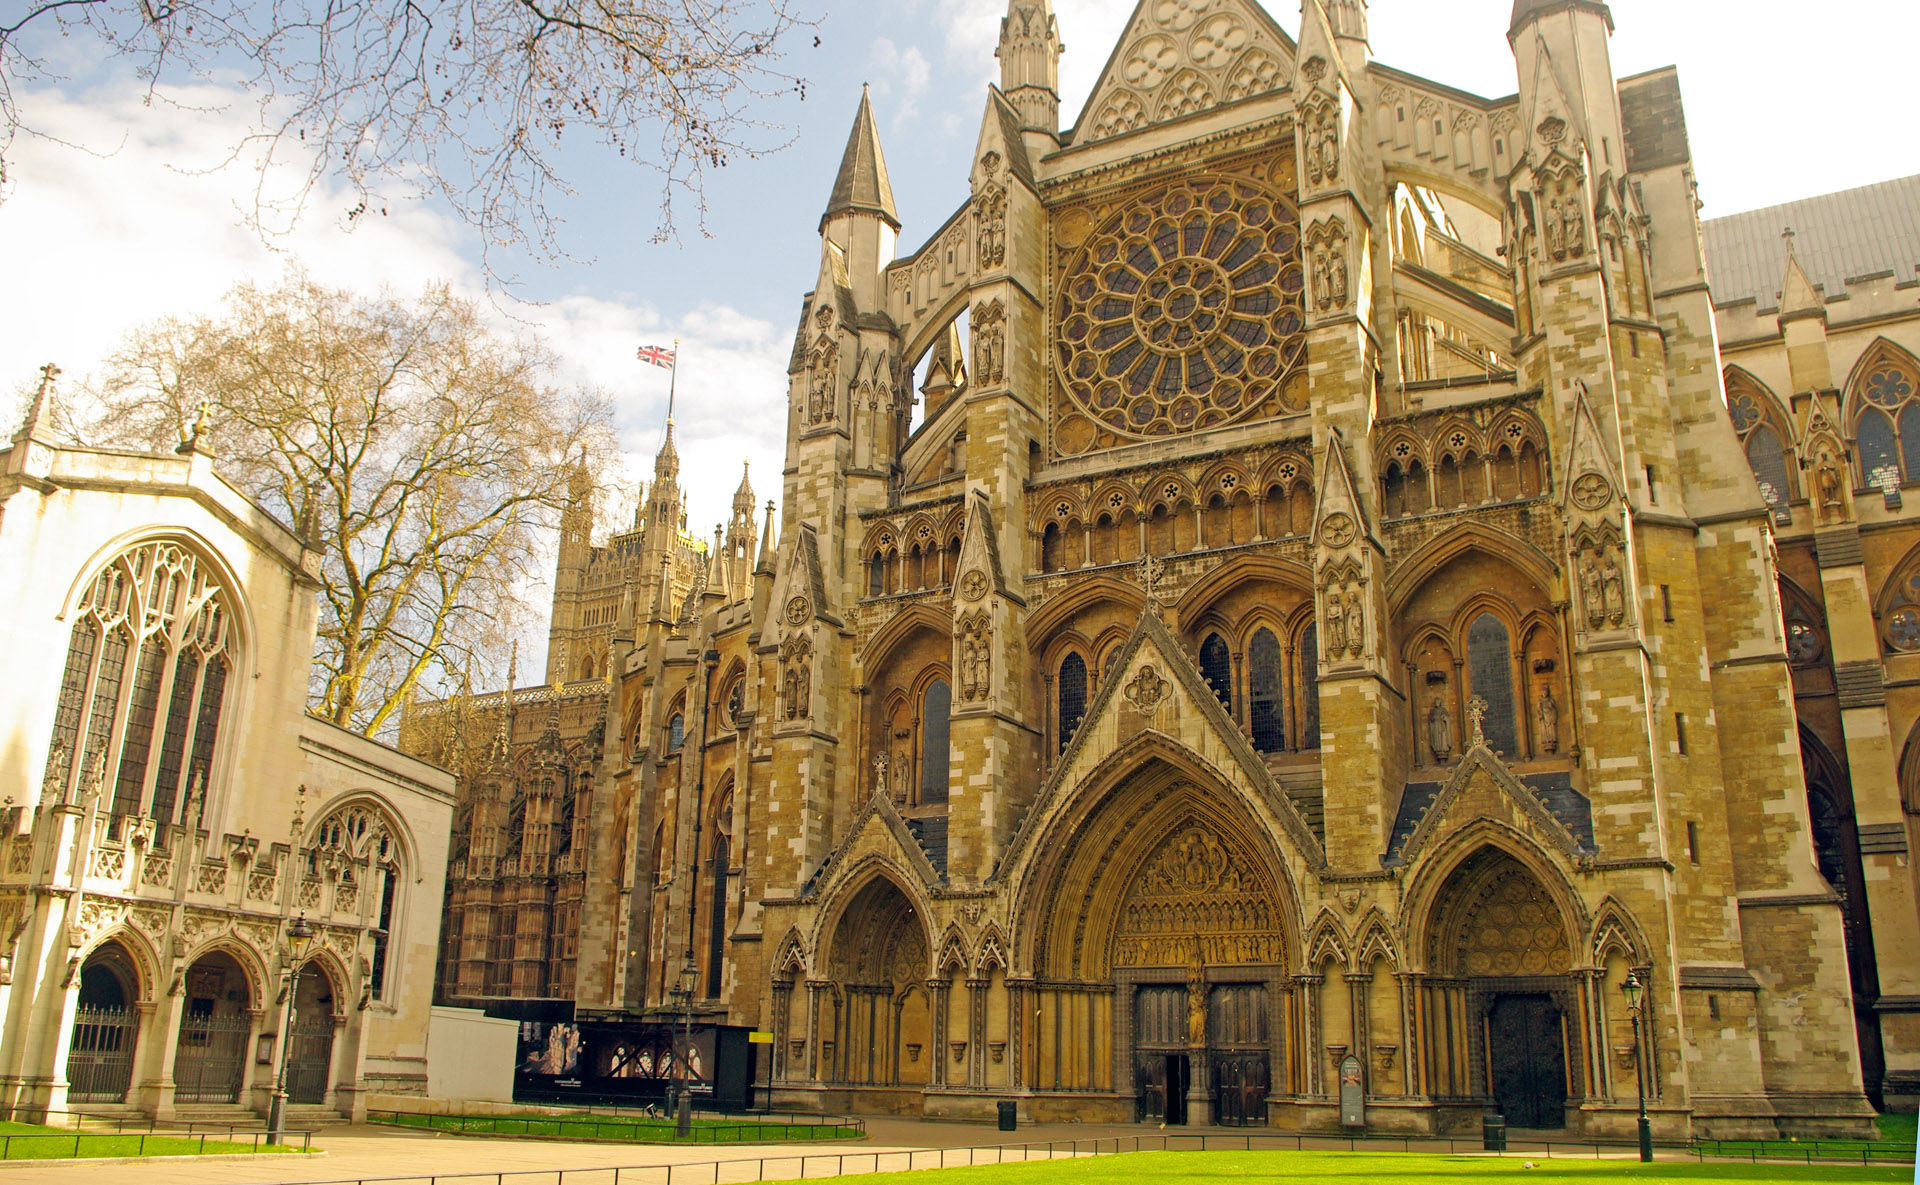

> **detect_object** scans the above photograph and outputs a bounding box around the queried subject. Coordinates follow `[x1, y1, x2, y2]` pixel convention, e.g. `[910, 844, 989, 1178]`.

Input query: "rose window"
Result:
[1054, 175, 1306, 446]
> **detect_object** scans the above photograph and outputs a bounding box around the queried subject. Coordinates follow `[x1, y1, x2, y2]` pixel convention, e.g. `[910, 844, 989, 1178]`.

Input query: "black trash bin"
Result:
[997, 1101, 1018, 1132]
[1482, 1113, 1507, 1152]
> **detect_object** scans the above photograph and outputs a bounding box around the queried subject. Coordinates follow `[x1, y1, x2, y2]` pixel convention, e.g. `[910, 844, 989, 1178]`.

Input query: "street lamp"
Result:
[671, 953, 699, 1138]
[1621, 969, 1652, 1163]
[267, 914, 315, 1147]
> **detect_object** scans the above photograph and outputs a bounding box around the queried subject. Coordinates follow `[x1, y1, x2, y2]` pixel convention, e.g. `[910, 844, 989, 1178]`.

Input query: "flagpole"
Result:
[667, 337, 680, 426]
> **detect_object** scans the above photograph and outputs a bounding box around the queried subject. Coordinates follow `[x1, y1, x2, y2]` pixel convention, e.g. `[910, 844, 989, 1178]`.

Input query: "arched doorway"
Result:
[68, 941, 141, 1104]
[284, 963, 338, 1105]
[1424, 848, 1577, 1130]
[823, 876, 930, 1087]
[172, 951, 253, 1104]
[1020, 758, 1295, 1126]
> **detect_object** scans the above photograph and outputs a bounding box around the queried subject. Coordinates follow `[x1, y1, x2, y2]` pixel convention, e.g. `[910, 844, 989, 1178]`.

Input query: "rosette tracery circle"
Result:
[1056, 174, 1306, 442]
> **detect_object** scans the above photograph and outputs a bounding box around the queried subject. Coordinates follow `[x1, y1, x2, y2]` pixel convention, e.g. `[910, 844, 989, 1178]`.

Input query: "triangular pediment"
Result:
[1387, 744, 1593, 869]
[954, 491, 1018, 605]
[994, 607, 1323, 879]
[1072, 0, 1296, 145]
[805, 790, 941, 899]
[1560, 382, 1622, 514]
[767, 522, 837, 631]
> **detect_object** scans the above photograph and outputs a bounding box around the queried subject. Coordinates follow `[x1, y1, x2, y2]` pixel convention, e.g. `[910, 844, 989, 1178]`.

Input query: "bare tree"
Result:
[76, 273, 618, 738]
[0, 0, 815, 279]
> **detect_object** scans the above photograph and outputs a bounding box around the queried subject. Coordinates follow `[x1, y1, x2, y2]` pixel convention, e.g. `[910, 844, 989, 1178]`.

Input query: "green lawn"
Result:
[369, 1110, 862, 1144]
[0, 1120, 307, 1159]
[1690, 1112, 1918, 1160]
[763, 1151, 1909, 1185]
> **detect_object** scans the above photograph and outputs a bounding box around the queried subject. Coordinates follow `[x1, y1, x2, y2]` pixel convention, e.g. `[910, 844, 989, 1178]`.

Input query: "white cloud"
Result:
[868, 38, 935, 128]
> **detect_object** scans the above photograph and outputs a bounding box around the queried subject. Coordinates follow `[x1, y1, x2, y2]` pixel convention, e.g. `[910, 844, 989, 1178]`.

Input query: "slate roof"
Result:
[1702, 175, 1920, 310]
[1383, 770, 1595, 866]
[905, 816, 948, 877]
[822, 88, 899, 231]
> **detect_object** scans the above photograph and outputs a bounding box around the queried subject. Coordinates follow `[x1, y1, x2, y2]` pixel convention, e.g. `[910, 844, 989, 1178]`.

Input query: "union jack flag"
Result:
[636, 344, 677, 369]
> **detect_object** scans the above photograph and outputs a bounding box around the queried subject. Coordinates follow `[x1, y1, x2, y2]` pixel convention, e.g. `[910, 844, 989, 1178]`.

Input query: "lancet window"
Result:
[43, 540, 235, 824]
[1199, 633, 1232, 713]
[1725, 370, 1797, 516]
[1057, 653, 1089, 755]
[919, 680, 952, 804]
[1466, 613, 1519, 756]
[1248, 628, 1285, 753]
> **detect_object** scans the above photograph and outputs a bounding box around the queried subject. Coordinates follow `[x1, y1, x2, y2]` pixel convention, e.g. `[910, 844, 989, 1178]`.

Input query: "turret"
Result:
[997, 0, 1063, 135]
[1510, 0, 1624, 181]
[1326, 0, 1367, 73]
[726, 462, 757, 600]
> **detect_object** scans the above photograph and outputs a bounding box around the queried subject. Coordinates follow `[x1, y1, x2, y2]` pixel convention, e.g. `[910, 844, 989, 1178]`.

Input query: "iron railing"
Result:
[66, 1007, 139, 1104]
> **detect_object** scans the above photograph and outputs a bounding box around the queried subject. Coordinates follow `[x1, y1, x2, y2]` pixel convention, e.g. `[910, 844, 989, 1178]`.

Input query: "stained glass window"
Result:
[1466, 613, 1519, 756]
[667, 714, 685, 754]
[920, 680, 952, 803]
[1248, 628, 1285, 753]
[43, 542, 232, 819]
[1859, 410, 1900, 492]
[1200, 633, 1232, 713]
[1057, 654, 1089, 755]
[1745, 426, 1792, 510]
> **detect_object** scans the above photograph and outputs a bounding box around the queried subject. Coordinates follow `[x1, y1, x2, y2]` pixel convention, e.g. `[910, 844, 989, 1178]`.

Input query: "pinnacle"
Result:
[821, 89, 899, 232]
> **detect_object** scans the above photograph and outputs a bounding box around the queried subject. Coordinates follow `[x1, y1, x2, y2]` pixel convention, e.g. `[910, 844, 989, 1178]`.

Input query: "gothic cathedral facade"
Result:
[430, 0, 1917, 1139]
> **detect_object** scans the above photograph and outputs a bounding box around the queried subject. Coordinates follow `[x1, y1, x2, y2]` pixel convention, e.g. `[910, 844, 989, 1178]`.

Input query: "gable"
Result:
[1074, 0, 1296, 145]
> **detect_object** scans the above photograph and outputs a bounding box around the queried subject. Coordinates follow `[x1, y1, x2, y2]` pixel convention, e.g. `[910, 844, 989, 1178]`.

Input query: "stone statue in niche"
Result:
[1601, 551, 1626, 626]
[1346, 589, 1365, 657]
[1816, 453, 1844, 509]
[1543, 201, 1565, 261]
[1559, 192, 1587, 259]
[1536, 685, 1559, 755]
[892, 749, 911, 804]
[1320, 112, 1340, 183]
[1428, 698, 1453, 763]
[1186, 935, 1207, 1049]
[1580, 552, 1605, 629]
[975, 186, 1007, 269]
[1324, 588, 1348, 655]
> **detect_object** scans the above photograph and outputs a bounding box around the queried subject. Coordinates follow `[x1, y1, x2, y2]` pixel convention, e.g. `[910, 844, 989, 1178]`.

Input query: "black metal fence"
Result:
[0, 1104, 318, 1143]
[366, 1109, 864, 1145]
[0, 1128, 315, 1158]
[233, 1129, 1920, 1185]
[66, 1006, 138, 1104]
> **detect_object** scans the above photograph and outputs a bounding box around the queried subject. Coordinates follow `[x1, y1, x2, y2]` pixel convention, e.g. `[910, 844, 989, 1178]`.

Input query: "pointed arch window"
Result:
[666, 714, 685, 754]
[1057, 654, 1088, 755]
[707, 823, 731, 998]
[1248, 628, 1285, 753]
[1466, 613, 1518, 756]
[1851, 352, 1920, 492]
[1726, 373, 1798, 518]
[919, 680, 952, 804]
[1299, 623, 1320, 748]
[44, 541, 234, 824]
[1199, 633, 1232, 713]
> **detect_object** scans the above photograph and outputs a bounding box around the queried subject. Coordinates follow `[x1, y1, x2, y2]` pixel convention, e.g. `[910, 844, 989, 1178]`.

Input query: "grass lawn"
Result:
[370, 1110, 861, 1144]
[1691, 1112, 1917, 1160]
[0, 1120, 307, 1159]
[762, 1150, 1910, 1185]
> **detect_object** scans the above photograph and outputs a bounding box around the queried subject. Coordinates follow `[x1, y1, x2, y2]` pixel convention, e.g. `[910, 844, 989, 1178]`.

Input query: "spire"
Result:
[13, 362, 58, 445]
[655, 417, 679, 481]
[821, 86, 899, 233]
[707, 524, 727, 594]
[733, 461, 755, 515]
[997, 0, 1063, 133]
[1327, 0, 1367, 44]
[756, 500, 778, 574]
[491, 642, 517, 769]
[1779, 227, 1825, 319]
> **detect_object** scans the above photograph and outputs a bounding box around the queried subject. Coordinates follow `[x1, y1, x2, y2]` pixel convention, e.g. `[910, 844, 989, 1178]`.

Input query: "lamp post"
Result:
[671, 953, 699, 1138]
[1621, 969, 1652, 1163]
[267, 914, 315, 1147]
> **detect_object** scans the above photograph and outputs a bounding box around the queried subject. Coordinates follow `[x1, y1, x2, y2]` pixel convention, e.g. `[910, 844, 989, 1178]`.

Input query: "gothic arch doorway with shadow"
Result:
[1425, 846, 1581, 1131]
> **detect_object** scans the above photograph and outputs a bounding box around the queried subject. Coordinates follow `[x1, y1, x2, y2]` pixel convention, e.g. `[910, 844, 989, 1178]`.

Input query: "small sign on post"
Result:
[748, 1031, 774, 1045]
[1339, 1055, 1365, 1128]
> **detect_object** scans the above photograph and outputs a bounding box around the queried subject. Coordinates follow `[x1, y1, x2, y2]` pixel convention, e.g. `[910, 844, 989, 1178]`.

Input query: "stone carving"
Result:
[806, 337, 840, 426]
[1601, 551, 1627, 626]
[1816, 453, 1844, 509]
[1125, 664, 1171, 711]
[1467, 696, 1489, 748]
[1323, 573, 1366, 660]
[892, 748, 912, 803]
[1186, 935, 1207, 1048]
[972, 300, 1006, 386]
[958, 611, 993, 703]
[975, 186, 1007, 270]
[1320, 512, 1357, 549]
[1536, 686, 1560, 755]
[872, 752, 889, 796]
[1428, 698, 1453, 763]
[1301, 96, 1340, 187]
[1570, 472, 1611, 511]
[1135, 553, 1168, 605]
[960, 570, 988, 603]
[785, 595, 810, 626]
[1540, 162, 1588, 264]
[780, 636, 813, 721]
[1325, 591, 1346, 654]
[1306, 218, 1350, 312]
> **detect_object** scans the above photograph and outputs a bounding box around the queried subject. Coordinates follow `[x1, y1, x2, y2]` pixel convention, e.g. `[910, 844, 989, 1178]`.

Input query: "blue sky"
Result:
[2, 0, 1915, 669]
